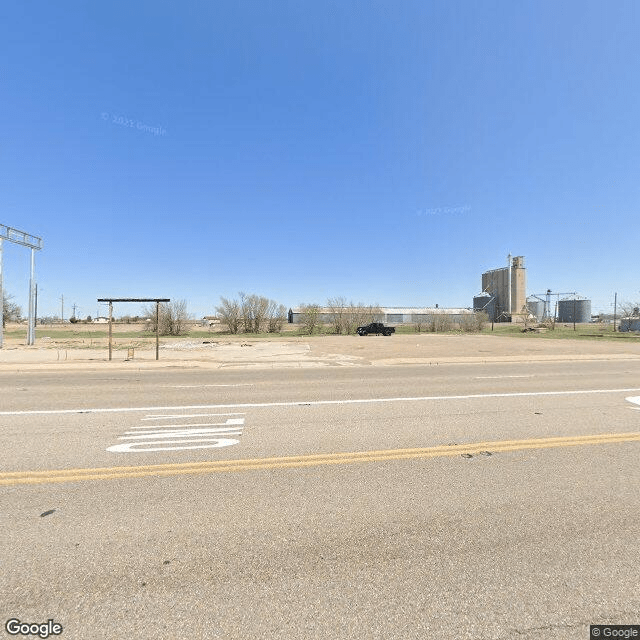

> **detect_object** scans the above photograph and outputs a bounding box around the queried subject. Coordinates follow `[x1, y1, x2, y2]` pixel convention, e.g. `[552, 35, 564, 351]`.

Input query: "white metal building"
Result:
[289, 307, 475, 325]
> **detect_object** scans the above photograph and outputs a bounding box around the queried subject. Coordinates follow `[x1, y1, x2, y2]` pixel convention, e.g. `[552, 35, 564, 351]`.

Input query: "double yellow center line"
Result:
[2, 431, 639, 486]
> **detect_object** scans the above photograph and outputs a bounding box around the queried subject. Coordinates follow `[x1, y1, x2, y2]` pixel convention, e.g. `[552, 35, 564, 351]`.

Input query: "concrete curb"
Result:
[1, 351, 640, 372]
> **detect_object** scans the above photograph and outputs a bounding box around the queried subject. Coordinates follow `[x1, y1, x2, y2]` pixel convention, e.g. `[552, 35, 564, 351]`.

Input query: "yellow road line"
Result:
[2, 432, 639, 486]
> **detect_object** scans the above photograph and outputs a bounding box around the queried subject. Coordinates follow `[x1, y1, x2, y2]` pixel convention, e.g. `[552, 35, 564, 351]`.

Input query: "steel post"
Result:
[507, 253, 512, 320]
[0, 225, 42, 346]
[27, 248, 36, 345]
[0, 238, 3, 349]
[108, 301, 113, 361]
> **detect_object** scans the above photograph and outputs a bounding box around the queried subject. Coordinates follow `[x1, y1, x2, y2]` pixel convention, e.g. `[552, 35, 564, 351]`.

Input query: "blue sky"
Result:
[1, 0, 639, 320]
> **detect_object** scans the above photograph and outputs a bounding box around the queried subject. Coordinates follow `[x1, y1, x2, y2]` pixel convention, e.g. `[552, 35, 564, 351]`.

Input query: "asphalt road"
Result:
[2, 360, 640, 639]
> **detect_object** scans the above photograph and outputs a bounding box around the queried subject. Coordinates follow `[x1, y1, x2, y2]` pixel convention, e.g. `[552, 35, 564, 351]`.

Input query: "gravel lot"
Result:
[1, 332, 640, 370]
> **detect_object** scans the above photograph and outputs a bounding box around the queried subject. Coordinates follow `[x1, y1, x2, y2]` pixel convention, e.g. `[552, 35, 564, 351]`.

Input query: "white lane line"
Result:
[475, 375, 534, 379]
[130, 424, 242, 430]
[129, 420, 245, 430]
[142, 413, 245, 420]
[3, 388, 640, 416]
[120, 429, 244, 440]
[168, 384, 255, 388]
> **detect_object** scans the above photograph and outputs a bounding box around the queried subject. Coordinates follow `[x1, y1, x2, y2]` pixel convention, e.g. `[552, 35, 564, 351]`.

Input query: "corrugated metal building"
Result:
[619, 317, 640, 332]
[289, 307, 476, 325]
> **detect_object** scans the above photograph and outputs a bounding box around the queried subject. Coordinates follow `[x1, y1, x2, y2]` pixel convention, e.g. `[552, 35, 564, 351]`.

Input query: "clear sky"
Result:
[1, 0, 639, 320]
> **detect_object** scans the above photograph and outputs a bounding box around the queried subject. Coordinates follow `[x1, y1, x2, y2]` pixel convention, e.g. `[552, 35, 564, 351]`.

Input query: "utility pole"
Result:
[613, 293, 617, 332]
[507, 253, 512, 321]
[0, 225, 43, 346]
[61, 294, 64, 323]
[27, 248, 36, 344]
[108, 301, 113, 361]
[0, 237, 3, 349]
[72, 303, 77, 320]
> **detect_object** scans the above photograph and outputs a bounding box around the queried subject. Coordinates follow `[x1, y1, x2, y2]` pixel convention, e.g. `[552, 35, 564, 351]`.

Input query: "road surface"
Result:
[2, 359, 639, 639]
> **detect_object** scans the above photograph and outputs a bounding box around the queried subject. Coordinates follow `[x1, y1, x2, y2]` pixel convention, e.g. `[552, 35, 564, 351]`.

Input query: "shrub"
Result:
[2, 293, 22, 327]
[325, 298, 382, 334]
[266, 301, 287, 333]
[143, 300, 190, 336]
[216, 297, 241, 334]
[428, 314, 454, 332]
[216, 293, 286, 334]
[459, 312, 488, 333]
[299, 303, 321, 335]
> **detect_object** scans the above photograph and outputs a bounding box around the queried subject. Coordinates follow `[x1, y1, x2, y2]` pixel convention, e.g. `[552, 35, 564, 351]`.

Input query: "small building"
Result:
[619, 317, 640, 332]
[201, 316, 220, 327]
[92, 317, 109, 324]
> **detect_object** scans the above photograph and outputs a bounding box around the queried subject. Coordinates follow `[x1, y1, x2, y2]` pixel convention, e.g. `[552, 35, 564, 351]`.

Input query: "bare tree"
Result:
[2, 293, 22, 327]
[144, 300, 190, 336]
[346, 302, 381, 334]
[327, 296, 347, 334]
[168, 299, 189, 336]
[239, 293, 254, 333]
[143, 303, 162, 333]
[323, 300, 383, 335]
[252, 295, 269, 333]
[217, 293, 286, 334]
[428, 314, 454, 333]
[239, 292, 274, 333]
[458, 312, 488, 333]
[412, 314, 426, 333]
[266, 300, 287, 333]
[216, 296, 241, 334]
[620, 300, 640, 318]
[299, 303, 321, 335]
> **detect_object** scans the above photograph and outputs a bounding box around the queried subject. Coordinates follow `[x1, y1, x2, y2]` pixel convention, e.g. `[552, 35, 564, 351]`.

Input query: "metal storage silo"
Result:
[557, 298, 591, 323]
[473, 293, 495, 322]
[527, 299, 544, 321]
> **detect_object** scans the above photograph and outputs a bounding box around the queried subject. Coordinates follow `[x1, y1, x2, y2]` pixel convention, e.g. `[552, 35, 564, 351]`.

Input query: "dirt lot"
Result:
[2, 323, 640, 370]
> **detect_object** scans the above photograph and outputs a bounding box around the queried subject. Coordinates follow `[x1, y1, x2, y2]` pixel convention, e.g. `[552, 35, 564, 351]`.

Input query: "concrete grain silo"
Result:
[480, 255, 526, 321]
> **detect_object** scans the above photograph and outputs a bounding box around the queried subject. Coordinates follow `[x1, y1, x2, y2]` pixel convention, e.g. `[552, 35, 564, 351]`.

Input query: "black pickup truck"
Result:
[356, 322, 395, 336]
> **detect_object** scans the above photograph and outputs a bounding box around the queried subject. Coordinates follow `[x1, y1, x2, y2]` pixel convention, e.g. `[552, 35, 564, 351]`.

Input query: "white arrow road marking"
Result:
[107, 415, 245, 453]
[107, 438, 241, 453]
[120, 428, 244, 440]
[626, 396, 640, 409]
[129, 419, 245, 430]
